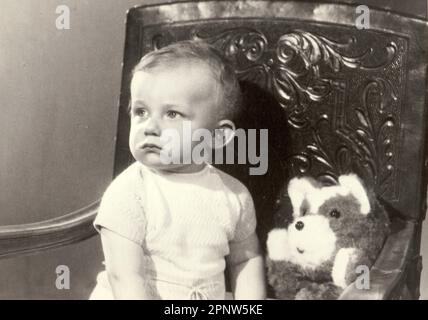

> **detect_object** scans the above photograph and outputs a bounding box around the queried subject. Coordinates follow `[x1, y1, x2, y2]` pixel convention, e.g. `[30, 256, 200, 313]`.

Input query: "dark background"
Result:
[0, 0, 426, 299]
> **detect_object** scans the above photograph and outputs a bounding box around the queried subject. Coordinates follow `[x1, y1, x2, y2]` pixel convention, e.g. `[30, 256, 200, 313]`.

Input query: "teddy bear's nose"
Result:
[295, 221, 304, 231]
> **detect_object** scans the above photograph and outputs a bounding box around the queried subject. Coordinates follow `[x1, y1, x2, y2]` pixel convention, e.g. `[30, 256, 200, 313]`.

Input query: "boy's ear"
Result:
[212, 120, 236, 149]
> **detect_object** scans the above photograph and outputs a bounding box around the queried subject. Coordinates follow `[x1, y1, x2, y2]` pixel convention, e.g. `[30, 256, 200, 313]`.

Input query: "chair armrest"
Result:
[339, 218, 416, 300]
[0, 200, 99, 259]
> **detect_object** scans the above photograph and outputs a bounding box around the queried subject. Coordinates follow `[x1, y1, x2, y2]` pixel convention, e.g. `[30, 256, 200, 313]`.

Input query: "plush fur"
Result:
[266, 174, 390, 300]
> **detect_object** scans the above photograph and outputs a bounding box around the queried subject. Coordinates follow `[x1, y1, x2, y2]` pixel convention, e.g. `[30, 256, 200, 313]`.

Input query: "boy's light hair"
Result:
[131, 40, 242, 121]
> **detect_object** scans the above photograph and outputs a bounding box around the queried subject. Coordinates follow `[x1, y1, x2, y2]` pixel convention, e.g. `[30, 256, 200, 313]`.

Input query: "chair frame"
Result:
[1, 0, 427, 300]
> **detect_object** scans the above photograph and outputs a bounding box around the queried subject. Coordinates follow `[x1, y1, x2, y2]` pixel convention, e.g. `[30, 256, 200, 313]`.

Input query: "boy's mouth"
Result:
[141, 143, 162, 150]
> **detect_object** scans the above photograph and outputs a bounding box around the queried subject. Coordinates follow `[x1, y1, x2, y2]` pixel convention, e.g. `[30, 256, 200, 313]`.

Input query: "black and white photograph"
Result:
[0, 0, 427, 302]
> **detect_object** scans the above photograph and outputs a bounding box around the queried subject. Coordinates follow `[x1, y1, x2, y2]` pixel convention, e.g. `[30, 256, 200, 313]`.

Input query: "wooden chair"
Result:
[1, 1, 427, 299]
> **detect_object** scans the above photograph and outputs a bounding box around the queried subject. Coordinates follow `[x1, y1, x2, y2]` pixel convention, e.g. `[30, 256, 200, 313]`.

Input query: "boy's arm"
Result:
[227, 182, 266, 299]
[229, 253, 267, 300]
[100, 227, 150, 299]
[227, 232, 267, 300]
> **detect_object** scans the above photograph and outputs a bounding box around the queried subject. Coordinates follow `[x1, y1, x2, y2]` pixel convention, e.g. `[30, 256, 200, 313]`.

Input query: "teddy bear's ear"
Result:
[288, 177, 317, 217]
[338, 174, 371, 215]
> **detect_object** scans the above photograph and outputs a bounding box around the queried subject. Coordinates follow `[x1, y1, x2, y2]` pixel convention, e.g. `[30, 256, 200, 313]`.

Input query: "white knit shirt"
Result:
[94, 162, 259, 284]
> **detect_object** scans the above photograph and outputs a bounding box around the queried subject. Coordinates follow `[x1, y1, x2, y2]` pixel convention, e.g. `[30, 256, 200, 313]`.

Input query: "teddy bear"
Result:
[266, 174, 390, 300]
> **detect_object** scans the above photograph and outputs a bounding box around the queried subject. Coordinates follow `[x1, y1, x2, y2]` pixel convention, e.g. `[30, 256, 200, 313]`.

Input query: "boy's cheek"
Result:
[128, 130, 139, 150]
[129, 124, 147, 142]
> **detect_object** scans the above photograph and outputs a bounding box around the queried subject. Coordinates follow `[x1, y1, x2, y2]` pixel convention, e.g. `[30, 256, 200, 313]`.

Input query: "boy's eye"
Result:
[134, 108, 147, 117]
[166, 110, 182, 119]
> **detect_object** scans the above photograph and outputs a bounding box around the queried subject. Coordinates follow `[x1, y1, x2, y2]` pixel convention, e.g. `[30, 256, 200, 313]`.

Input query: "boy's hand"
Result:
[229, 254, 266, 300]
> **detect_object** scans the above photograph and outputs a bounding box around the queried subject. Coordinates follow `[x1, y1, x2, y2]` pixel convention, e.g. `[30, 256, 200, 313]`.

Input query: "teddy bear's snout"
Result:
[295, 221, 304, 231]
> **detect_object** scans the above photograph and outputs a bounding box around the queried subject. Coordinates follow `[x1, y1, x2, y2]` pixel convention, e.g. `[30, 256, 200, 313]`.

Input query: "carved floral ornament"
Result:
[151, 28, 402, 197]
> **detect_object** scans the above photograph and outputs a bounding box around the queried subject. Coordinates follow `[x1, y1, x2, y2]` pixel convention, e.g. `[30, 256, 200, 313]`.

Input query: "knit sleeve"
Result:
[93, 171, 146, 247]
[227, 188, 261, 266]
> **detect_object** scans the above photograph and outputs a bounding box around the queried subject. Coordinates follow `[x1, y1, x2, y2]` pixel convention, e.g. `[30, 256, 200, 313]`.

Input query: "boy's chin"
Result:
[137, 156, 192, 173]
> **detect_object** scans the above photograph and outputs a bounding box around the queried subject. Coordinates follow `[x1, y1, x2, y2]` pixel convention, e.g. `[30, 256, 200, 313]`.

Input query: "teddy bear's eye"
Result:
[330, 209, 341, 219]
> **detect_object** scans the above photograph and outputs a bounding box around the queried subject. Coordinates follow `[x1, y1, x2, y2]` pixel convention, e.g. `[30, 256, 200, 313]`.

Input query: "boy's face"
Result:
[129, 62, 223, 173]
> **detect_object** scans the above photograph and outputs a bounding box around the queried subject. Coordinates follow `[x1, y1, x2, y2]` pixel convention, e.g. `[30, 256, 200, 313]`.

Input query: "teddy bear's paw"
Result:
[267, 228, 290, 261]
[267, 260, 302, 297]
[296, 283, 342, 300]
[332, 248, 364, 288]
[295, 288, 314, 300]
[275, 289, 299, 300]
[295, 285, 325, 300]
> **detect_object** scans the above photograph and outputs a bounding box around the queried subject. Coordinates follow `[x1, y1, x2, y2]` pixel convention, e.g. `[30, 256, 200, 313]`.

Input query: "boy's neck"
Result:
[149, 163, 207, 175]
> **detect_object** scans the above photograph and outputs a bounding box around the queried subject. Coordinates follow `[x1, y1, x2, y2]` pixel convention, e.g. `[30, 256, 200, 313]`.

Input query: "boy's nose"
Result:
[143, 118, 161, 136]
